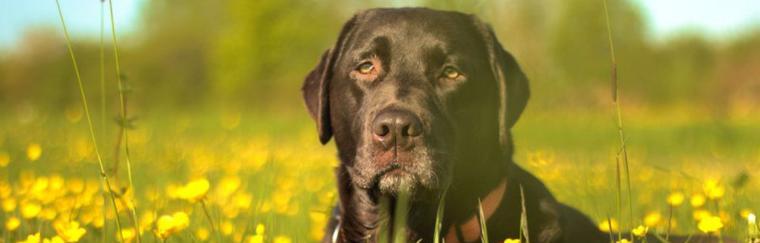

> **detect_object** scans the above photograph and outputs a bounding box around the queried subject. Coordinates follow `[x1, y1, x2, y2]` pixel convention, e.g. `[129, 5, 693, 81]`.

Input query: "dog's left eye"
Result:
[441, 67, 461, 79]
[357, 62, 375, 74]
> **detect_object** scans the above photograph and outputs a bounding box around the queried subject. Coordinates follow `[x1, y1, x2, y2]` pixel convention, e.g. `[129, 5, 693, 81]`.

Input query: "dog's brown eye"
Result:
[358, 62, 375, 74]
[442, 67, 461, 79]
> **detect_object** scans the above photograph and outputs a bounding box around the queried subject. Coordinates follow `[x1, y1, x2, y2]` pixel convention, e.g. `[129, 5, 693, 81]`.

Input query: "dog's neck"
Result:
[336, 168, 510, 242]
[443, 177, 507, 243]
[335, 144, 514, 242]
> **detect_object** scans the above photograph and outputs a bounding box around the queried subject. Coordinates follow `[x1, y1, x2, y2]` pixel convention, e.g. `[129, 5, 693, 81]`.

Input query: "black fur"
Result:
[302, 8, 729, 243]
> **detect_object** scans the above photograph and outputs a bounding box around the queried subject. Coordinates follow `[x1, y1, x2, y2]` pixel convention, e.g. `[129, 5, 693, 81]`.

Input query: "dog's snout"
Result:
[371, 110, 422, 149]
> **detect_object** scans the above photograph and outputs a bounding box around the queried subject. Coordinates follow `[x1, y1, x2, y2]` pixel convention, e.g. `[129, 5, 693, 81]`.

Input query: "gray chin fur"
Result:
[351, 140, 447, 195]
[378, 171, 418, 195]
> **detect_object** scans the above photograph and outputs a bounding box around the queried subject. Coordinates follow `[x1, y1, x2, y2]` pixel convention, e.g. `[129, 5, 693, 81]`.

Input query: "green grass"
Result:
[0, 107, 757, 242]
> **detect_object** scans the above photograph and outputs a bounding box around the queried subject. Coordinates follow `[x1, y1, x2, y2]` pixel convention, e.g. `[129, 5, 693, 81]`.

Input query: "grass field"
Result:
[0, 106, 758, 242]
[0, 1, 757, 242]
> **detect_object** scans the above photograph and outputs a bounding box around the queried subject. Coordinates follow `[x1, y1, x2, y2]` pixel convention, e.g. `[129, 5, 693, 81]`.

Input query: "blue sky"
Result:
[632, 0, 759, 39]
[0, 0, 758, 49]
[0, 0, 144, 49]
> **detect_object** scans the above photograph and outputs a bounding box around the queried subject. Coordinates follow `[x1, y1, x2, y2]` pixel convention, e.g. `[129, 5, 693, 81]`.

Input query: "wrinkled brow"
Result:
[355, 36, 391, 64]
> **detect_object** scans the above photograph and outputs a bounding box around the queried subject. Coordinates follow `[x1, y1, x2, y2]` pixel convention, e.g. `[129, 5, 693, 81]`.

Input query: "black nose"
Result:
[371, 110, 422, 150]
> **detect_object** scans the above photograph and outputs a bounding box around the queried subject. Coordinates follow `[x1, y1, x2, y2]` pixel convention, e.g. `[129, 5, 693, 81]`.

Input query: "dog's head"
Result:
[303, 8, 529, 197]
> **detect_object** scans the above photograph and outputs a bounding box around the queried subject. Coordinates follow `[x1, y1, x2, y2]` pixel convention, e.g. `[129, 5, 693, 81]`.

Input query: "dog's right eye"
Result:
[357, 62, 375, 74]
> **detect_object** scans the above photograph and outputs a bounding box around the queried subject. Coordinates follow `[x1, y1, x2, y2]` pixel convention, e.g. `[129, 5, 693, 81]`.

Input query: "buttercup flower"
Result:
[643, 211, 661, 227]
[690, 193, 706, 207]
[697, 215, 723, 233]
[0, 151, 9, 167]
[155, 211, 190, 239]
[703, 179, 725, 200]
[176, 178, 210, 202]
[54, 221, 87, 242]
[42, 236, 64, 243]
[2, 198, 17, 212]
[196, 228, 210, 241]
[504, 239, 521, 243]
[598, 219, 619, 232]
[631, 225, 648, 237]
[19, 233, 41, 243]
[27, 143, 42, 161]
[666, 192, 684, 206]
[693, 209, 712, 221]
[247, 224, 266, 243]
[119, 227, 136, 242]
[273, 235, 292, 243]
[21, 201, 42, 219]
[5, 216, 20, 231]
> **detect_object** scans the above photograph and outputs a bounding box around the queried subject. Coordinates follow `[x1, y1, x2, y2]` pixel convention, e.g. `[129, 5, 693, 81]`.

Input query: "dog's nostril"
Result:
[371, 109, 422, 145]
[403, 123, 421, 137]
[373, 123, 391, 137]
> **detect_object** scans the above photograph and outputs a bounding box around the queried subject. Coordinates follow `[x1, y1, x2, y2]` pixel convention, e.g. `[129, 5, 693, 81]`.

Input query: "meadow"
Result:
[1, 105, 758, 242]
[1, 0, 759, 242]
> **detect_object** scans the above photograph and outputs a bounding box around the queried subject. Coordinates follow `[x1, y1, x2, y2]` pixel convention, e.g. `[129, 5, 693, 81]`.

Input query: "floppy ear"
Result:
[302, 50, 334, 144]
[302, 15, 358, 145]
[473, 19, 530, 147]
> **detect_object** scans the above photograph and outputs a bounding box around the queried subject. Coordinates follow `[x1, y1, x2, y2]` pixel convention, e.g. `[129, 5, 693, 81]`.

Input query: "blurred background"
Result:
[1, 0, 758, 115]
[0, 0, 758, 242]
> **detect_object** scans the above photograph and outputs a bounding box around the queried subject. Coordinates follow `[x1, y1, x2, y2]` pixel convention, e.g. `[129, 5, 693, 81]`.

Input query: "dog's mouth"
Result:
[360, 147, 441, 197]
[371, 161, 418, 195]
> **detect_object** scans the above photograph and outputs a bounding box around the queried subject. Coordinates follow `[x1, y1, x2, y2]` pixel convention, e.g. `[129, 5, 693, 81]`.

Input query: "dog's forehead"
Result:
[350, 8, 481, 51]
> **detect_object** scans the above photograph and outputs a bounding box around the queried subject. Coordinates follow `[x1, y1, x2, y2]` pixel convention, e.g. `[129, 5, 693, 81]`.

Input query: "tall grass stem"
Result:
[603, 0, 635, 239]
[433, 185, 449, 243]
[106, 1, 142, 241]
[54, 0, 125, 241]
[477, 199, 489, 243]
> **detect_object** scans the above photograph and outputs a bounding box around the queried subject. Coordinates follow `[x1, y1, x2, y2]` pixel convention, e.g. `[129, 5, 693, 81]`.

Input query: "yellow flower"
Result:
[42, 236, 64, 243]
[116, 227, 137, 242]
[697, 216, 723, 233]
[666, 192, 685, 206]
[616, 240, 631, 243]
[247, 235, 264, 243]
[155, 212, 190, 239]
[598, 219, 619, 232]
[139, 211, 155, 230]
[0, 150, 9, 167]
[504, 239, 521, 243]
[690, 194, 706, 207]
[176, 178, 210, 202]
[221, 221, 234, 235]
[217, 176, 241, 198]
[310, 212, 327, 240]
[702, 179, 725, 200]
[749, 213, 758, 237]
[3, 198, 17, 212]
[693, 209, 712, 221]
[27, 143, 42, 161]
[631, 225, 648, 237]
[196, 228, 210, 241]
[0, 182, 11, 198]
[54, 221, 87, 242]
[5, 216, 20, 231]
[246, 223, 266, 243]
[255, 223, 265, 235]
[21, 202, 42, 219]
[40, 208, 57, 221]
[643, 211, 662, 227]
[19, 233, 41, 243]
[273, 235, 292, 243]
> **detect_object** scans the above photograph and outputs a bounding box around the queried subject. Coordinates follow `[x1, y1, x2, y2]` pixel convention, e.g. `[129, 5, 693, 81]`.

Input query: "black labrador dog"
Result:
[302, 8, 725, 243]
